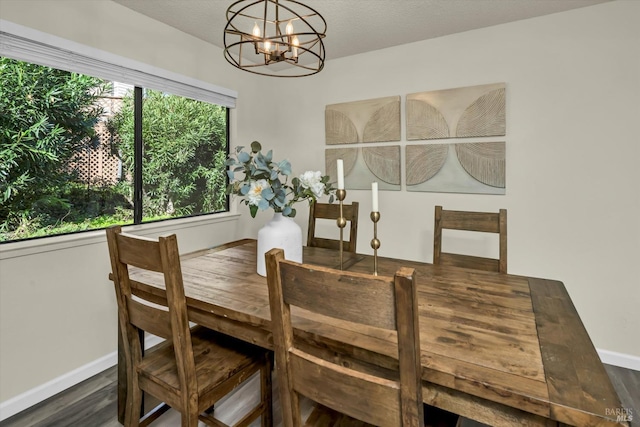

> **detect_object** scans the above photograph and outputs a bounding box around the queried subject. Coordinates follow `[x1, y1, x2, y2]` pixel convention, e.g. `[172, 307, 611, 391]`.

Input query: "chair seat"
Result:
[138, 326, 268, 409]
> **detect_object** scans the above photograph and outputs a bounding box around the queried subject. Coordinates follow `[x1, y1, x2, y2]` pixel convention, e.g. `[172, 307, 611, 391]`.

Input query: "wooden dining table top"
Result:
[127, 239, 627, 427]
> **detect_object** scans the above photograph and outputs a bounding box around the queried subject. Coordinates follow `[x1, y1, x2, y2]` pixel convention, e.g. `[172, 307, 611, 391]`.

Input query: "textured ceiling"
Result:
[111, 0, 611, 61]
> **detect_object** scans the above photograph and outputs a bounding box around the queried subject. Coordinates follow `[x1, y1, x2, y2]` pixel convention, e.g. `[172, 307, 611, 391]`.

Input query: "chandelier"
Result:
[223, 0, 326, 77]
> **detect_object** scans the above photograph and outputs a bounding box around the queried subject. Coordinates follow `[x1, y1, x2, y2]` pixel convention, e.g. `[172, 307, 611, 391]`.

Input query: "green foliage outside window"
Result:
[0, 57, 110, 240]
[107, 89, 228, 219]
[0, 57, 228, 242]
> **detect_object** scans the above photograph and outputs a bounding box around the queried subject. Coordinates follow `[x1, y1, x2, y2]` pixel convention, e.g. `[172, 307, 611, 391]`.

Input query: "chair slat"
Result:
[439, 253, 501, 273]
[439, 210, 500, 233]
[291, 349, 401, 426]
[307, 237, 354, 252]
[127, 297, 172, 339]
[116, 232, 164, 272]
[279, 260, 396, 330]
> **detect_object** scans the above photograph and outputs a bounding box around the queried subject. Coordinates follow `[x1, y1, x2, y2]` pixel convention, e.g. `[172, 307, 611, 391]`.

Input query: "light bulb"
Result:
[264, 40, 272, 52]
[292, 36, 299, 58]
[285, 20, 294, 35]
[252, 22, 261, 37]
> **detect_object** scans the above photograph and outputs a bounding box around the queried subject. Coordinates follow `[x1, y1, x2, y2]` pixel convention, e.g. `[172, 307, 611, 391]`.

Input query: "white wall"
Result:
[248, 0, 640, 363]
[0, 0, 638, 417]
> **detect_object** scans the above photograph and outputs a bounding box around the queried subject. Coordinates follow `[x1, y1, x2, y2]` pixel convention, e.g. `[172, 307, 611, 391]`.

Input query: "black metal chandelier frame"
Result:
[224, 0, 326, 77]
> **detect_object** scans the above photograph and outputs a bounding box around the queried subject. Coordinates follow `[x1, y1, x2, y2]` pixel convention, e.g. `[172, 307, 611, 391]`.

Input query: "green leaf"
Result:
[237, 151, 250, 163]
[255, 153, 270, 171]
[279, 160, 292, 175]
[261, 187, 275, 201]
[250, 141, 262, 153]
[258, 198, 270, 210]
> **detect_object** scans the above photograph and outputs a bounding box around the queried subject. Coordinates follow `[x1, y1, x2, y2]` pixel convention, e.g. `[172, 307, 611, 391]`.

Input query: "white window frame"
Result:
[0, 20, 237, 107]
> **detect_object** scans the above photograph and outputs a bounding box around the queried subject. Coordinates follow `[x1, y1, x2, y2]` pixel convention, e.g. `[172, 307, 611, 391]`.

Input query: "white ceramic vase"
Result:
[256, 212, 303, 276]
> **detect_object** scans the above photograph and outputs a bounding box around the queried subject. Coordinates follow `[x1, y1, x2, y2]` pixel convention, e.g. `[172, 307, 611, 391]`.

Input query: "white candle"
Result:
[371, 182, 379, 212]
[292, 36, 299, 59]
[337, 159, 344, 189]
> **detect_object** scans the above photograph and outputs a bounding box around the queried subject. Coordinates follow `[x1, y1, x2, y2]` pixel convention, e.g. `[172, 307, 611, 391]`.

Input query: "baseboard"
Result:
[0, 351, 116, 422]
[598, 348, 640, 371]
[0, 335, 164, 422]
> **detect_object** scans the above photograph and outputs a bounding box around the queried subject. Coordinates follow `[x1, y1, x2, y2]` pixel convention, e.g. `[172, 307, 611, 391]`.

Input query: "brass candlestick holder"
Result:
[370, 211, 380, 275]
[336, 189, 347, 270]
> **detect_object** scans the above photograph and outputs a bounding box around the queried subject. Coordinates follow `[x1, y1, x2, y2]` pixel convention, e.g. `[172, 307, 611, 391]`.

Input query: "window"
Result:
[116, 86, 230, 224]
[0, 21, 237, 243]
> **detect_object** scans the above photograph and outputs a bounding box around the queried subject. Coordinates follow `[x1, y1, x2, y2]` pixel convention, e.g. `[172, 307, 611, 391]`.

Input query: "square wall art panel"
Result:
[406, 142, 505, 195]
[406, 83, 505, 140]
[325, 96, 401, 144]
[326, 146, 401, 191]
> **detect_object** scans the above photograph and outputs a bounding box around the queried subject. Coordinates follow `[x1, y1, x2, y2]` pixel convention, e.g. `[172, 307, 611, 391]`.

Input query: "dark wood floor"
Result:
[1, 364, 638, 427]
[605, 364, 640, 427]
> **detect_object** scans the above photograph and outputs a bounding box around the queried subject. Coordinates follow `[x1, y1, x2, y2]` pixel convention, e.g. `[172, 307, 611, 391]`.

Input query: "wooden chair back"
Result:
[107, 225, 273, 426]
[433, 205, 507, 273]
[106, 226, 198, 412]
[307, 201, 359, 252]
[265, 248, 423, 427]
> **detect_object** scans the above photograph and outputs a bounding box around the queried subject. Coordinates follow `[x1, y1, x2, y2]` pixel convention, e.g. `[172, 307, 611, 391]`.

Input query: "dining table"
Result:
[120, 238, 628, 427]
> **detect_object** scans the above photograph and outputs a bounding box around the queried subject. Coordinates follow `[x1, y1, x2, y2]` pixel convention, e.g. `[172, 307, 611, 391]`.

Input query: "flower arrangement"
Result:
[226, 141, 335, 218]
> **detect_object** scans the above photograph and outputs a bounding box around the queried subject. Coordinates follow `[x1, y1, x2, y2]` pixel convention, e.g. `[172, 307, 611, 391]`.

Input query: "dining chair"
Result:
[307, 201, 359, 252]
[106, 225, 273, 427]
[433, 206, 507, 274]
[265, 248, 424, 427]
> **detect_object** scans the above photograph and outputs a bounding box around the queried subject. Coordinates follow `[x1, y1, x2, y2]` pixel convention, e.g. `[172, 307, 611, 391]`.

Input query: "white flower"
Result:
[247, 179, 269, 206]
[299, 171, 325, 198]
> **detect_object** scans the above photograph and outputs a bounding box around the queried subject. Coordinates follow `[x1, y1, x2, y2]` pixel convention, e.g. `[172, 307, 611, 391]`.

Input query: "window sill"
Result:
[0, 212, 240, 260]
